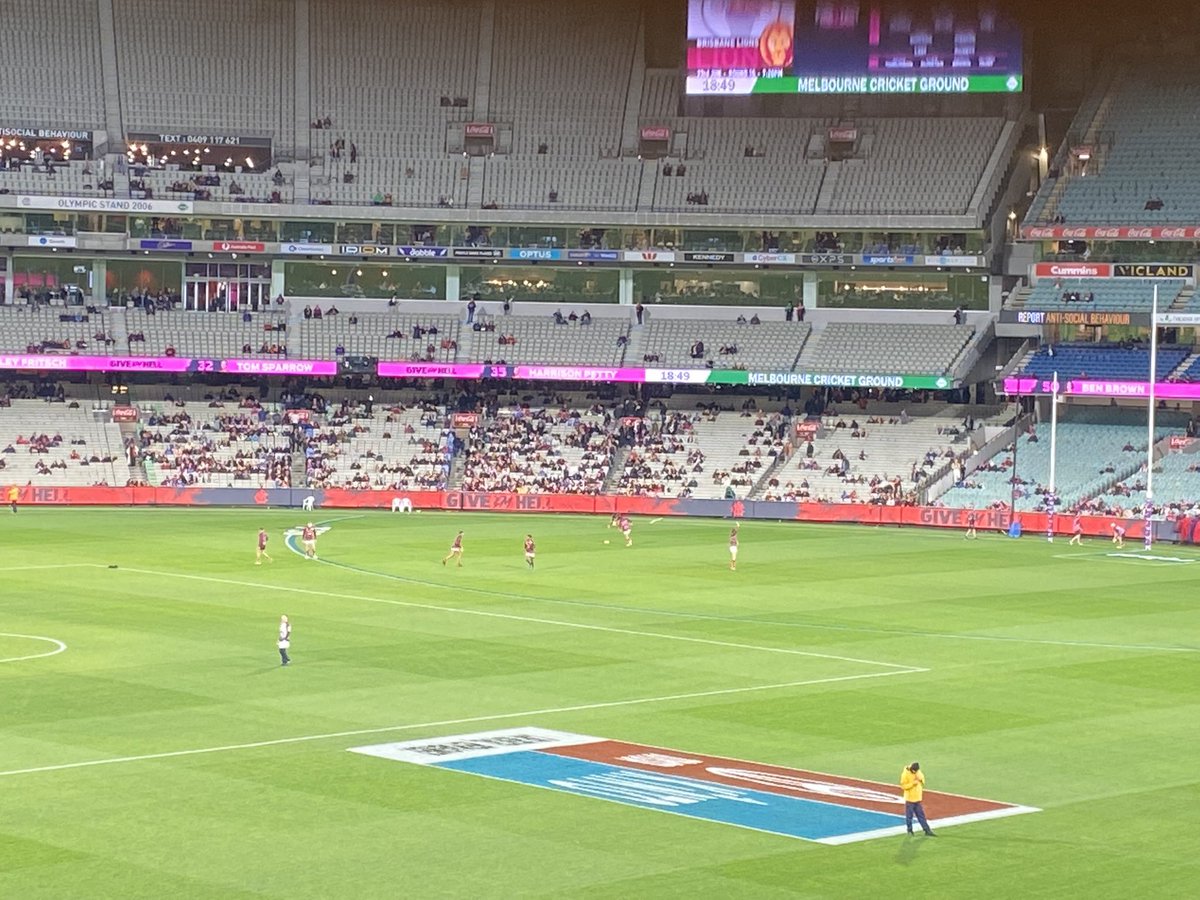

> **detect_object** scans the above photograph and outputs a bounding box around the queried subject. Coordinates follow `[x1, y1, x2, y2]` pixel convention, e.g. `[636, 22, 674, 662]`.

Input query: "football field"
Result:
[2, 508, 1198, 898]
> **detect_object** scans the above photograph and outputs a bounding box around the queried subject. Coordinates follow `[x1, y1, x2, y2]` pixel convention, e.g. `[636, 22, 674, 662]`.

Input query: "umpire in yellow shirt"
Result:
[900, 762, 936, 836]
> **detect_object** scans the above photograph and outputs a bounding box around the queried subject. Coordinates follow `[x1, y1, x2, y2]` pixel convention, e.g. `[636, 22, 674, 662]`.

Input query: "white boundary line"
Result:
[0, 668, 920, 779]
[0, 633, 67, 664]
[108, 565, 926, 673]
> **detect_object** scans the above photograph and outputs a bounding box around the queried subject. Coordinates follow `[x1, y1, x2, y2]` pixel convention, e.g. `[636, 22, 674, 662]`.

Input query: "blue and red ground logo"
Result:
[349, 728, 1038, 844]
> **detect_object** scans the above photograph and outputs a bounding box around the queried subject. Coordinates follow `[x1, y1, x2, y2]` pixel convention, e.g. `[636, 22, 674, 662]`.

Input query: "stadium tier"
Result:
[0, 0, 1014, 218]
[1030, 68, 1200, 225]
[800, 323, 976, 377]
[1022, 279, 1188, 312]
[0, 400, 134, 486]
[1019, 344, 1190, 382]
[936, 409, 1188, 512]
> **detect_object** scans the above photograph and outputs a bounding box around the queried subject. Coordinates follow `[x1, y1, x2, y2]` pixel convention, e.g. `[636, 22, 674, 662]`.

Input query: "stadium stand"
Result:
[0, 306, 118, 354]
[800, 323, 975, 376]
[1019, 344, 1189, 382]
[768, 405, 995, 504]
[826, 118, 1005, 215]
[639, 319, 810, 370]
[124, 309, 291, 359]
[936, 409, 1186, 512]
[113, 0, 296, 149]
[307, 0, 479, 205]
[303, 401, 452, 491]
[460, 406, 613, 493]
[299, 312, 461, 362]
[137, 403, 292, 488]
[1088, 450, 1200, 517]
[1030, 69, 1200, 225]
[459, 314, 631, 367]
[0, 0, 105, 129]
[1022, 279, 1187, 312]
[0, 400, 134, 486]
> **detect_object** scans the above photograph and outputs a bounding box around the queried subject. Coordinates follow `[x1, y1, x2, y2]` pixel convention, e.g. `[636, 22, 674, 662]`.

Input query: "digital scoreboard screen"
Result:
[686, 1, 1023, 95]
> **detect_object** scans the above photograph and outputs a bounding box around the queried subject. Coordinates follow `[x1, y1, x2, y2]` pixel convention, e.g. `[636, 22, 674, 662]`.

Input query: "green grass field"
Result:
[2, 508, 1198, 898]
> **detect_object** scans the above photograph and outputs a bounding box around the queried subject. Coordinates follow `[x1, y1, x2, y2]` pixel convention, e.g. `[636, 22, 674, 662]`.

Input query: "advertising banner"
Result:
[743, 252, 796, 264]
[211, 240, 266, 253]
[0, 354, 197, 373]
[464, 123, 495, 138]
[280, 242, 333, 255]
[1003, 376, 1200, 400]
[683, 251, 736, 263]
[220, 359, 338, 376]
[1022, 225, 1200, 241]
[566, 249, 620, 261]
[138, 239, 193, 251]
[507, 248, 562, 261]
[1032, 262, 1113, 279]
[623, 250, 676, 263]
[19, 195, 194, 214]
[26, 235, 77, 248]
[640, 126, 671, 141]
[339, 244, 391, 256]
[1001, 310, 1140, 327]
[376, 362, 489, 379]
[396, 246, 449, 258]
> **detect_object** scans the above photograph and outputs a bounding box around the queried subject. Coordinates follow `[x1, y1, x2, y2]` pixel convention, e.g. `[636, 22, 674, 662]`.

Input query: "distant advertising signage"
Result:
[376, 362, 489, 379]
[623, 250, 677, 262]
[109, 406, 140, 422]
[211, 240, 266, 253]
[339, 244, 391, 256]
[1, 126, 92, 141]
[683, 251, 736, 263]
[1033, 262, 1113, 279]
[27, 235, 77, 248]
[1022, 225, 1200, 240]
[1003, 377, 1200, 401]
[1113, 263, 1193, 278]
[1032, 262, 1192, 280]
[744, 252, 797, 264]
[799, 252, 853, 265]
[566, 250, 620, 261]
[687, 1, 1022, 95]
[280, 242, 333, 254]
[0, 354, 196, 373]
[139, 239, 193, 251]
[18, 195, 194, 214]
[396, 246, 449, 258]
[452, 247, 504, 259]
[220, 359, 338, 376]
[127, 132, 272, 148]
[507, 248, 563, 261]
[828, 126, 858, 142]
[740, 372, 950, 389]
[925, 254, 983, 267]
[464, 123, 495, 138]
[1002, 310, 1137, 326]
[640, 125, 671, 141]
[862, 254, 915, 265]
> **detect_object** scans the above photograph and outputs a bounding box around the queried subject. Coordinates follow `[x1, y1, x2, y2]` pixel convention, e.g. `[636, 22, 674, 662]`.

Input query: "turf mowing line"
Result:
[108, 563, 927, 673]
[0, 633, 67, 664]
[0, 667, 922, 780]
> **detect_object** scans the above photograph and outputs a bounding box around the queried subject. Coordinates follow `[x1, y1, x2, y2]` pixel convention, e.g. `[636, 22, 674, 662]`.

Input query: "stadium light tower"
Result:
[1144, 285, 1159, 551]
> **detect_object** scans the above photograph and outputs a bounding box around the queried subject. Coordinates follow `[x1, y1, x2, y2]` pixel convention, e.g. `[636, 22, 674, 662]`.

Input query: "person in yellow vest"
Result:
[900, 761, 936, 837]
[7, 485, 19, 514]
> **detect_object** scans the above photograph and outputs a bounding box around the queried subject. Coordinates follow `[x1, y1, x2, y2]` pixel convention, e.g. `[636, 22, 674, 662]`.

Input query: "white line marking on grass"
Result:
[107, 565, 925, 673]
[0, 633, 67, 663]
[0, 668, 920, 780]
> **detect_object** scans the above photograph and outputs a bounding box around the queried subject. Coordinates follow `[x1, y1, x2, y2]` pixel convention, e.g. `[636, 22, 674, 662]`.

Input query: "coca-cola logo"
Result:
[464, 123, 494, 138]
[1126, 228, 1153, 238]
[1093, 228, 1120, 238]
[640, 126, 670, 141]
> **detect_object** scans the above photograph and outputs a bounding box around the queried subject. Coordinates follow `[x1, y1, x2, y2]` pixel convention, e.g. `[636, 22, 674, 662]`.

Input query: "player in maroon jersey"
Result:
[618, 515, 632, 547]
[524, 534, 536, 569]
[965, 509, 977, 540]
[256, 527, 273, 565]
[1069, 514, 1084, 546]
[1110, 522, 1125, 549]
[443, 530, 464, 567]
[301, 522, 318, 559]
